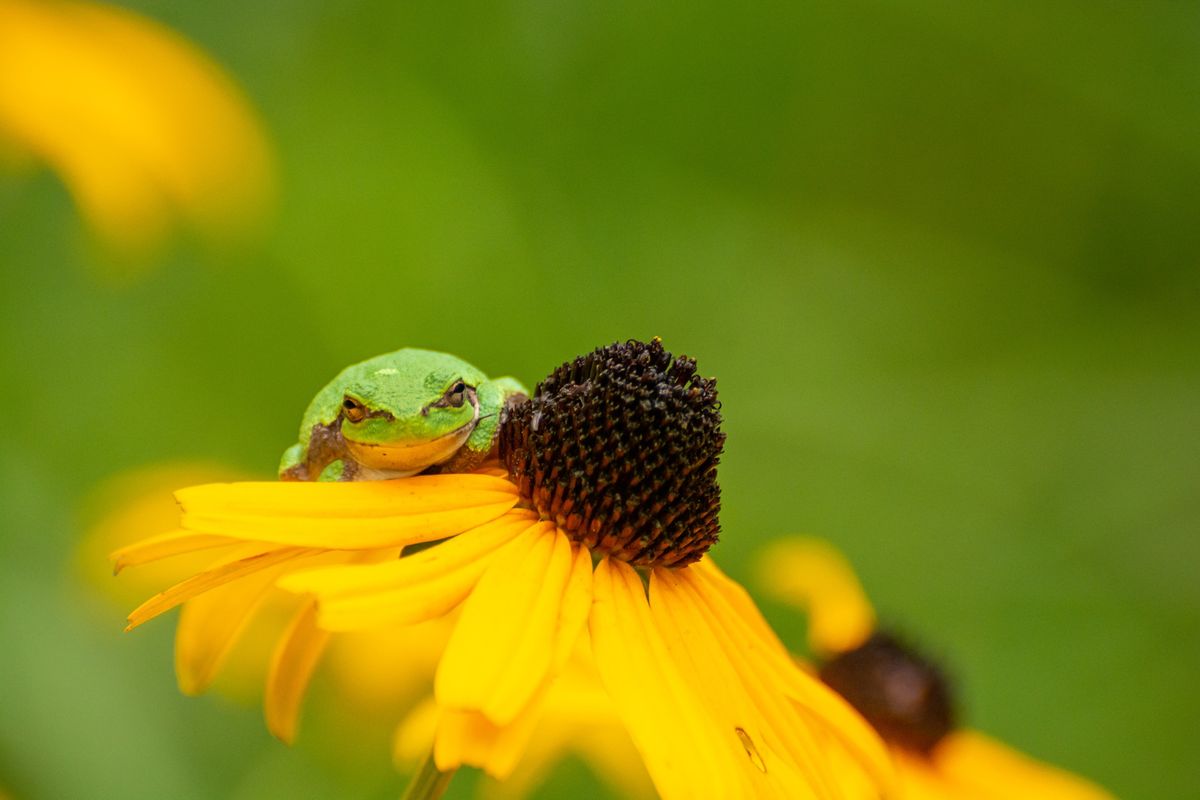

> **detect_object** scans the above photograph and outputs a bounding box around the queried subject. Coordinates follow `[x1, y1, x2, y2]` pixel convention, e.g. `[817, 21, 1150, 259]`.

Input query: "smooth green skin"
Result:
[279, 348, 526, 481]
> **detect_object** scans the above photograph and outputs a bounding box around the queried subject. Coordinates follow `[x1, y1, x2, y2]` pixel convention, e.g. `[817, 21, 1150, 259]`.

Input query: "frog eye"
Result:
[444, 380, 468, 408]
[342, 396, 367, 423]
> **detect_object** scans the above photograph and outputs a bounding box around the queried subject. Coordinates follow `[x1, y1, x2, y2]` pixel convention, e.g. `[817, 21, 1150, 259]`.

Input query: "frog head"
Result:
[329, 350, 489, 475]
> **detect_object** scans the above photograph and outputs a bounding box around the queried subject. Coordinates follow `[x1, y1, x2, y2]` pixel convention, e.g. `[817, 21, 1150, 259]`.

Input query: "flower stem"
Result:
[401, 748, 456, 800]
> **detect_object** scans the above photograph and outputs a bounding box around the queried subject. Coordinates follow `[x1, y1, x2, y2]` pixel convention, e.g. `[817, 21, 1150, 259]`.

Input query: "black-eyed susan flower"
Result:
[118, 340, 893, 799]
[0, 0, 274, 265]
[758, 537, 1115, 800]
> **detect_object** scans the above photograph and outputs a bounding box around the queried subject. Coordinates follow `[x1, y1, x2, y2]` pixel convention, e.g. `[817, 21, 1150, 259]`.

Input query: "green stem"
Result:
[401, 748, 457, 800]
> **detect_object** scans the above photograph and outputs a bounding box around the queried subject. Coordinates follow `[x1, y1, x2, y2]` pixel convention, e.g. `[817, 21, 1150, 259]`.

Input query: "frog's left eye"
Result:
[444, 381, 468, 408]
[342, 396, 367, 423]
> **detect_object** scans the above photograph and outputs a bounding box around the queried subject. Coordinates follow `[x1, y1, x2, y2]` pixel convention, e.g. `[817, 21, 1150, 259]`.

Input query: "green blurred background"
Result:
[2, 1, 1198, 797]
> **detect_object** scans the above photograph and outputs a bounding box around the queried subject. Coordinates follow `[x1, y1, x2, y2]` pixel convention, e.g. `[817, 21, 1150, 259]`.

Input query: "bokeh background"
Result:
[2, 1, 1198, 798]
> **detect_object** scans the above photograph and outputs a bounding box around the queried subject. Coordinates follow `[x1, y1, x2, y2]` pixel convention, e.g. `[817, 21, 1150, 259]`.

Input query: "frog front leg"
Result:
[437, 376, 528, 473]
[279, 422, 352, 481]
[317, 459, 359, 482]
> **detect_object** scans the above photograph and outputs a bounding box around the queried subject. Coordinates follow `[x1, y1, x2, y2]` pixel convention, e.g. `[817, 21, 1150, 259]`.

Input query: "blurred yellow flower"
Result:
[0, 0, 275, 264]
[757, 537, 1115, 800]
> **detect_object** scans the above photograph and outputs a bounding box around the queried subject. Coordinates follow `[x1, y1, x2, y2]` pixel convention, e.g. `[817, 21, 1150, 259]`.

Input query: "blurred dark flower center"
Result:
[818, 631, 956, 755]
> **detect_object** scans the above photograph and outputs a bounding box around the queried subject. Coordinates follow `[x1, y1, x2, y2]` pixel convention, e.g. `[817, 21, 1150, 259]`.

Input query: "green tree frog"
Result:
[279, 349, 527, 482]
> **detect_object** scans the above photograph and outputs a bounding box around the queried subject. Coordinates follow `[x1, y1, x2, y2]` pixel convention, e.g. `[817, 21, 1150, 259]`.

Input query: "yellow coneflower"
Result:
[0, 0, 274, 265]
[758, 537, 1115, 800]
[117, 340, 893, 799]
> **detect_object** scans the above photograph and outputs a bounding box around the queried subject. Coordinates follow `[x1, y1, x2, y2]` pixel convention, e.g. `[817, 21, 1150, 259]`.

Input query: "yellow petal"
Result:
[436, 523, 590, 726]
[394, 697, 441, 766]
[180, 473, 516, 516]
[650, 568, 834, 800]
[282, 512, 538, 631]
[688, 561, 894, 791]
[755, 538, 876, 656]
[433, 703, 544, 779]
[176, 475, 517, 549]
[933, 730, 1115, 800]
[885, 750, 960, 800]
[264, 600, 331, 745]
[547, 543, 594, 673]
[700, 556, 822, 657]
[125, 546, 303, 631]
[110, 528, 235, 574]
[472, 465, 510, 479]
[280, 510, 535, 598]
[589, 558, 756, 799]
[174, 551, 294, 695]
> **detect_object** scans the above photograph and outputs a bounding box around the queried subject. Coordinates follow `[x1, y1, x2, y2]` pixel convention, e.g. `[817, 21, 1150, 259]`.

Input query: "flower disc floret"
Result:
[500, 338, 724, 568]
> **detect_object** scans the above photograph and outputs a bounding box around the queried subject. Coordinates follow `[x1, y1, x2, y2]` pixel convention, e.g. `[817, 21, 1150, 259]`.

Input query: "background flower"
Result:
[1, 2, 1196, 797]
[0, 0, 274, 269]
[757, 537, 1114, 800]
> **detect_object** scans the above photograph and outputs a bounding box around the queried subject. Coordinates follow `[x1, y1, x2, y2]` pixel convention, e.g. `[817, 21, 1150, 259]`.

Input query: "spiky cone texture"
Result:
[116, 341, 894, 799]
[757, 537, 1117, 800]
[500, 338, 723, 568]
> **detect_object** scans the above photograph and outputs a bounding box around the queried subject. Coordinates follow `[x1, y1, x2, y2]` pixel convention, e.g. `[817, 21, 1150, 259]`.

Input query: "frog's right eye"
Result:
[342, 396, 367, 423]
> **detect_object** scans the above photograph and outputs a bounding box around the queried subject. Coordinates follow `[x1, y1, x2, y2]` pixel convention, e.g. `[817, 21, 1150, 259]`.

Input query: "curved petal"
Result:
[589, 558, 758, 799]
[433, 703, 544, 779]
[174, 551, 293, 695]
[436, 524, 591, 726]
[755, 538, 876, 656]
[651, 568, 835, 800]
[110, 528, 235, 574]
[933, 730, 1114, 800]
[264, 600, 331, 744]
[280, 511, 536, 599]
[178, 473, 516, 517]
[394, 697, 440, 767]
[176, 475, 517, 549]
[692, 559, 893, 789]
[125, 545, 303, 630]
[281, 513, 538, 631]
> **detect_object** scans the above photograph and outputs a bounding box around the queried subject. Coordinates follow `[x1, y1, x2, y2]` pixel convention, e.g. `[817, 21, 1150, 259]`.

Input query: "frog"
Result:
[279, 348, 528, 482]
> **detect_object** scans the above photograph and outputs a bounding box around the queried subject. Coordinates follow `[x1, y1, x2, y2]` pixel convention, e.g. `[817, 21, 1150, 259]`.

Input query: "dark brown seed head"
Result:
[499, 338, 724, 568]
[818, 632, 956, 755]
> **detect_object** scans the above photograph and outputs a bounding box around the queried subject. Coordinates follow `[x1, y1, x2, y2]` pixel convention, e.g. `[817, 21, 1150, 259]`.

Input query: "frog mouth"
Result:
[342, 418, 477, 475]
